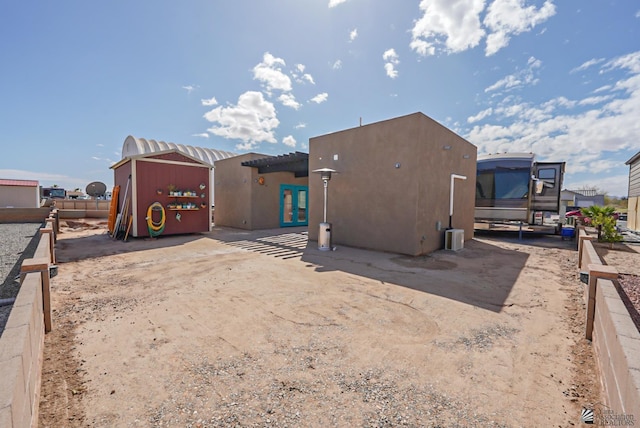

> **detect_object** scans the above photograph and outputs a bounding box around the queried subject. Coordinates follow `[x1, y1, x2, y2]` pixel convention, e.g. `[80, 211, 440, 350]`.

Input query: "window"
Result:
[537, 168, 556, 185]
[476, 167, 530, 200]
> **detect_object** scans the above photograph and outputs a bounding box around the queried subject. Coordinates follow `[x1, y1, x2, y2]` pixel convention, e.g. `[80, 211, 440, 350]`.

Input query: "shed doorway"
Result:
[280, 184, 308, 227]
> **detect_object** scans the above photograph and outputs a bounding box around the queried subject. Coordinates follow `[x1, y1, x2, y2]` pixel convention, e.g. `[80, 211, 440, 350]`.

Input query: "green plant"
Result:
[580, 205, 621, 243]
[600, 215, 623, 246]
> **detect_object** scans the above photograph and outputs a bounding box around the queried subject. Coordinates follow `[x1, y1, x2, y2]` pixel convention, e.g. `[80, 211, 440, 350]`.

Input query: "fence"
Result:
[577, 228, 640, 415]
[0, 210, 56, 427]
[53, 199, 110, 219]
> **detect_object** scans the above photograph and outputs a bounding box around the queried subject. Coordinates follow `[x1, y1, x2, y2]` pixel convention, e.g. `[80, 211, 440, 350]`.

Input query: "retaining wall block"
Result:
[0, 356, 27, 428]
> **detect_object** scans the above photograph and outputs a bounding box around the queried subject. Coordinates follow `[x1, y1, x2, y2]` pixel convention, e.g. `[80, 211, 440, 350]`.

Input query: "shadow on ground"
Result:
[212, 226, 530, 313]
[55, 225, 589, 313]
[55, 229, 208, 263]
[474, 229, 578, 250]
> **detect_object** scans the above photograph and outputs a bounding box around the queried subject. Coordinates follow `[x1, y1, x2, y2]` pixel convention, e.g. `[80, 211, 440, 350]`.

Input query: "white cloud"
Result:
[201, 97, 218, 106]
[182, 85, 197, 94]
[578, 95, 612, 106]
[484, 0, 556, 56]
[466, 50, 640, 196]
[310, 93, 328, 104]
[329, 0, 348, 8]
[467, 107, 493, 123]
[290, 64, 316, 85]
[203, 91, 279, 150]
[384, 63, 398, 79]
[253, 52, 292, 93]
[603, 51, 640, 74]
[282, 135, 297, 148]
[349, 28, 358, 42]
[294, 123, 306, 129]
[383, 48, 399, 79]
[564, 174, 629, 197]
[410, 0, 485, 56]
[410, 0, 556, 57]
[279, 93, 301, 110]
[485, 56, 541, 93]
[587, 159, 621, 174]
[485, 75, 521, 92]
[571, 58, 605, 74]
[192, 133, 209, 138]
[593, 85, 613, 93]
[332, 60, 343, 70]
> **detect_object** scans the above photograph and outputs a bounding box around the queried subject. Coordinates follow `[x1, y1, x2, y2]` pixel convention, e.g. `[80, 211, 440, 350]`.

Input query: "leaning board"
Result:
[107, 185, 120, 235]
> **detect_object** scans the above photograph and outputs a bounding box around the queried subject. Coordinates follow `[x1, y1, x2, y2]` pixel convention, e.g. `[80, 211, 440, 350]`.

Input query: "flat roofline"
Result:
[477, 153, 534, 161]
[0, 179, 39, 187]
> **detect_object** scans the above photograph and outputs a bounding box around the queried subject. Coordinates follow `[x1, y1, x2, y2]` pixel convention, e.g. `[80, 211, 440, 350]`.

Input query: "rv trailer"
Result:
[475, 153, 565, 229]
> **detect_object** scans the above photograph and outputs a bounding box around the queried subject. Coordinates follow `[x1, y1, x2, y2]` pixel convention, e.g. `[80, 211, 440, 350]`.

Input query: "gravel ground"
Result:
[0, 222, 42, 336]
[40, 223, 601, 427]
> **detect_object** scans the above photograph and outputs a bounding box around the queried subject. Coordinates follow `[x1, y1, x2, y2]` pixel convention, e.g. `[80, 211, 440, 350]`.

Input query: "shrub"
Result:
[580, 205, 622, 244]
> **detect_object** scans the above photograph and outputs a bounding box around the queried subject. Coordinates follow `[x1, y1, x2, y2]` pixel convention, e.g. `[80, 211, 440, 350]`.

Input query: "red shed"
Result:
[110, 149, 212, 238]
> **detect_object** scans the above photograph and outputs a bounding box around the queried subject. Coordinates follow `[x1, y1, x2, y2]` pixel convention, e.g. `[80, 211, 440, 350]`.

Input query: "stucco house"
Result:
[213, 112, 477, 255]
[0, 179, 40, 208]
[308, 112, 477, 256]
[214, 152, 309, 230]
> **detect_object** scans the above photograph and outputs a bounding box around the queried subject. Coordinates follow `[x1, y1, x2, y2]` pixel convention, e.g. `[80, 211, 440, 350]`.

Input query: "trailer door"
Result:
[530, 162, 565, 213]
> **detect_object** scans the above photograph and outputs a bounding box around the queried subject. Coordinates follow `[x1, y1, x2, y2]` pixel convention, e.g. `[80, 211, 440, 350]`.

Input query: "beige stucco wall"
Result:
[628, 196, 638, 232]
[0, 186, 39, 208]
[308, 112, 477, 256]
[214, 153, 307, 230]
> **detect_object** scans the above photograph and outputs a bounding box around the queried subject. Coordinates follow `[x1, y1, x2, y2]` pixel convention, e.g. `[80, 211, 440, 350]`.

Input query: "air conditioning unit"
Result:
[445, 229, 464, 251]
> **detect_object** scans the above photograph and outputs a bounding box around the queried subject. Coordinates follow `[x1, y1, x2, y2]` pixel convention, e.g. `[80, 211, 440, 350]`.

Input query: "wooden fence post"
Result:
[20, 258, 52, 333]
[585, 264, 618, 341]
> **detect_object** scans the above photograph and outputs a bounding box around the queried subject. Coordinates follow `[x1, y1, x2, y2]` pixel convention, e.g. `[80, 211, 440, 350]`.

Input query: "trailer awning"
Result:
[241, 152, 309, 177]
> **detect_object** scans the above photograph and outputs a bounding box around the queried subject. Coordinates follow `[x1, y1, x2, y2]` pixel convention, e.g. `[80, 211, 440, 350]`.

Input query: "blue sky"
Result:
[1, 0, 639, 197]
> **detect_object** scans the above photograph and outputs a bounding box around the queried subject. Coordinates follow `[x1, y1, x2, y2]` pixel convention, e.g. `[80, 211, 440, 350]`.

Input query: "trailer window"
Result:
[537, 168, 556, 185]
[477, 167, 530, 200]
[495, 168, 530, 199]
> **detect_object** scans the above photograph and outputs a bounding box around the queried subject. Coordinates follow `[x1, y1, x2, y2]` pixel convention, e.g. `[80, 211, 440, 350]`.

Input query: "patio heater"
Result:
[312, 168, 338, 251]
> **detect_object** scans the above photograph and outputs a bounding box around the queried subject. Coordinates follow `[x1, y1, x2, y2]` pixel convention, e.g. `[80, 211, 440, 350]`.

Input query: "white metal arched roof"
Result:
[122, 135, 237, 166]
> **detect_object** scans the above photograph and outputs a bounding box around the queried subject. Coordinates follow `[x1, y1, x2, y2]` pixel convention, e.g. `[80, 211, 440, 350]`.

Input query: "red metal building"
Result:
[111, 150, 212, 238]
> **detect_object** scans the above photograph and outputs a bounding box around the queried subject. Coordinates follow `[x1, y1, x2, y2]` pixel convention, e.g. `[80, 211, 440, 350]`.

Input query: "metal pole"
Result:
[323, 179, 328, 223]
[519, 221, 523, 240]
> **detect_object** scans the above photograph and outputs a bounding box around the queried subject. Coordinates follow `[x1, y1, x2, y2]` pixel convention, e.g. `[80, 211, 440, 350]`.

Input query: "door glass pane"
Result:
[283, 189, 293, 223]
[536, 168, 556, 186]
[297, 189, 307, 222]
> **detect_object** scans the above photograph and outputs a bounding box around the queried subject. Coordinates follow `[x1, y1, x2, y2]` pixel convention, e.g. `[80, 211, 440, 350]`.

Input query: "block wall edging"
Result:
[0, 214, 55, 427]
[579, 233, 640, 417]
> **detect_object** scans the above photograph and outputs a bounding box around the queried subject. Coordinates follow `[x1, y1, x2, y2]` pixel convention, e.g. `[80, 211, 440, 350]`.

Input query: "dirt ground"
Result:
[38, 220, 637, 427]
